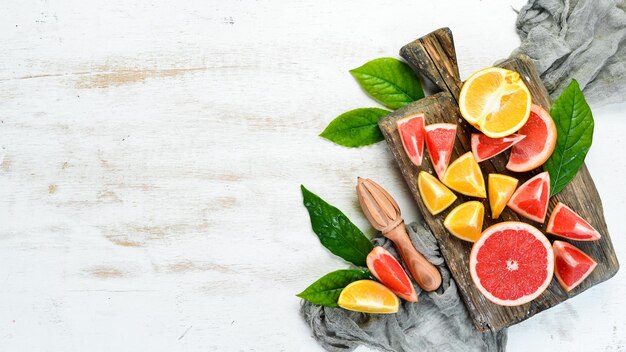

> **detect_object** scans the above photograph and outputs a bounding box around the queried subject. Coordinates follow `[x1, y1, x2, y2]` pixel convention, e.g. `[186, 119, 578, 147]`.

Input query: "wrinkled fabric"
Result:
[300, 221, 506, 352]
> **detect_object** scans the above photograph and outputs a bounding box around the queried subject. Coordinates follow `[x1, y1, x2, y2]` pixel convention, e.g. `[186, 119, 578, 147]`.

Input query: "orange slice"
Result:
[459, 67, 532, 138]
[488, 174, 518, 219]
[338, 280, 399, 314]
[444, 201, 484, 242]
[442, 152, 486, 198]
[417, 171, 457, 215]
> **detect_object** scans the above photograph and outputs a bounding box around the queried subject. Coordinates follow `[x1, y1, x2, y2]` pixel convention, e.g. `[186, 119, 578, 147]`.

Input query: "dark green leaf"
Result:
[350, 57, 424, 109]
[320, 108, 390, 147]
[543, 80, 594, 196]
[301, 185, 373, 266]
[296, 269, 372, 307]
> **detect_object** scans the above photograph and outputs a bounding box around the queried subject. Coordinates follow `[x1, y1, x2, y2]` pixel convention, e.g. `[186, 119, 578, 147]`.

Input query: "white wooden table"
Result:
[1, 1, 624, 351]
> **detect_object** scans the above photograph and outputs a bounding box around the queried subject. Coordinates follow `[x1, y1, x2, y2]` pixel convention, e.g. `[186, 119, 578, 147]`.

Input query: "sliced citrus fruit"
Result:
[338, 279, 399, 314]
[417, 171, 457, 215]
[546, 202, 601, 241]
[553, 240, 597, 292]
[367, 247, 417, 302]
[507, 171, 550, 223]
[425, 123, 457, 179]
[397, 114, 425, 166]
[444, 201, 484, 242]
[442, 152, 486, 198]
[488, 174, 518, 219]
[507, 104, 557, 172]
[470, 221, 554, 306]
[459, 67, 532, 138]
[471, 133, 525, 162]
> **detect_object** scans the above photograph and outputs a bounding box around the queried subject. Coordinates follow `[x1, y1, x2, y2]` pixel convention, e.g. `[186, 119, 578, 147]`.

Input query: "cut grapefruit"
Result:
[366, 247, 417, 302]
[470, 222, 554, 306]
[546, 203, 601, 241]
[507, 171, 550, 223]
[417, 171, 457, 215]
[459, 67, 532, 138]
[488, 174, 518, 219]
[442, 152, 486, 198]
[553, 240, 597, 292]
[443, 201, 484, 242]
[397, 114, 425, 166]
[338, 280, 399, 314]
[471, 133, 525, 162]
[425, 123, 457, 179]
[506, 104, 557, 172]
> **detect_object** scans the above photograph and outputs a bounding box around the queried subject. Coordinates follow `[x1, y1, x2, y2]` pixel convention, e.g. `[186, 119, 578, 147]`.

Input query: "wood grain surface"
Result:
[379, 28, 619, 331]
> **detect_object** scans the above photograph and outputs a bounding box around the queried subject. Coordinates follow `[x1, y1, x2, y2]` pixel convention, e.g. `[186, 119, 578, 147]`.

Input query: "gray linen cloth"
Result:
[512, 0, 626, 106]
[301, 221, 506, 352]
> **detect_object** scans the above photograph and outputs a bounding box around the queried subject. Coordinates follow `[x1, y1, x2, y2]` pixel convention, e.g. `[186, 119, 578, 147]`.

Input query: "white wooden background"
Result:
[0, 1, 624, 351]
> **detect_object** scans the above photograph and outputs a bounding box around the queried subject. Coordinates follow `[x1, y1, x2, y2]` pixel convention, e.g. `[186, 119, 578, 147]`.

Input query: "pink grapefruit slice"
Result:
[546, 203, 601, 241]
[397, 114, 425, 166]
[506, 104, 557, 172]
[471, 133, 525, 162]
[425, 123, 457, 179]
[470, 222, 554, 306]
[507, 171, 550, 223]
[553, 240, 597, 292]
[366, 246, 417, 302]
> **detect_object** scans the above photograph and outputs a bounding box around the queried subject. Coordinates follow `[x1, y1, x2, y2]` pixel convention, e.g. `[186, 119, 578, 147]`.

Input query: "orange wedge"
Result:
[488, 174, 518, 219]
[417, 171, 457, 215]
[459, 67, 532, 138]
[444, 201, 484, 242]
[338, 280, 399, 314]
[442, 152, 486, 198]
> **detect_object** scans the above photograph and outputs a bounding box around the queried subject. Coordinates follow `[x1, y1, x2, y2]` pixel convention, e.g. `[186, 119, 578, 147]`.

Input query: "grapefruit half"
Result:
[397, 114, 425, 166]
[366, 247, 417, 302]
[546, 202, 601, 241]
[425, 123, 457, 179]
[507, 171, 550, 223]
[506, 104, 557, 172]
[471, 133, 525, 162]
[553, 240, 597, 292]
[470, 222, 554, 306]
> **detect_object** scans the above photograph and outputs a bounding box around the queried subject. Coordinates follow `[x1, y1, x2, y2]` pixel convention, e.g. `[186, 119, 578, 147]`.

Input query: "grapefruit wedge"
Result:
[397, 114, 425, 166]
[470, 222, 554, 306]
[507, 104, 557, 172]
[425, 123, 457, 179]
[338, 280, 399, 314]
[366, 247, 417, 302]
[507, 171, 550, 223]
[546, 203, 601, 241]
[553, 240, 597, 292]
[471, 133, 525, 162]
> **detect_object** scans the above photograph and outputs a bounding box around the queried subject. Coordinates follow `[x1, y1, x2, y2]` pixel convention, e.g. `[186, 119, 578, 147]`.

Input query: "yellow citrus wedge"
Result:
[442, 152, 486, 198]
[488, 174, 519, 219]
[338, 280, 399, 314]
[444, 201, 484, 242]
[417, 171, 457, 215]
[459, 67, 532, 138]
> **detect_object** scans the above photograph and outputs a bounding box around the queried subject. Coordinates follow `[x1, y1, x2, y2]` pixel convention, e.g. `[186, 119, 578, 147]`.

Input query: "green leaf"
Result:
[350, 57, 424, 109]
[297, 269, 372, 307]
[301, 185, 373, 266]
[543, 80, 594, 196]
[320, 108, 390, 147]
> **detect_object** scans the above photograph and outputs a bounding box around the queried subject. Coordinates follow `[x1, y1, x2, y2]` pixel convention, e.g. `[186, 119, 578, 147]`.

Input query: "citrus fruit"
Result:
[488, 174, 518, 219]
[366, 246, 417, 302]
[507, 171, 550, 223]
[417, 171, 457, 215]
[397, 114, 425, 166]
[553, 240, 597, 292]
[459, 67, 532, 138]
[470, 222, 554, 306]
[338, 279, 399, 314]
[442, 152, 486, 198]
[443, 201, 484, 242]
[546, 202, 601, 241]
[425, 123, 457, 179]
[471, 133, 525, 162]
[506, 104, 557, 172]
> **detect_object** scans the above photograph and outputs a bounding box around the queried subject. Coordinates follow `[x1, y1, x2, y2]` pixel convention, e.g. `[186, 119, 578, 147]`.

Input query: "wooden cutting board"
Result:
[379, 28, 619, 332]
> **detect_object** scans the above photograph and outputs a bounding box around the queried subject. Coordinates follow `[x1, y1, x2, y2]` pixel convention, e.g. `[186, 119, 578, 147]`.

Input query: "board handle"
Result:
[400, 27, 462, 101]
